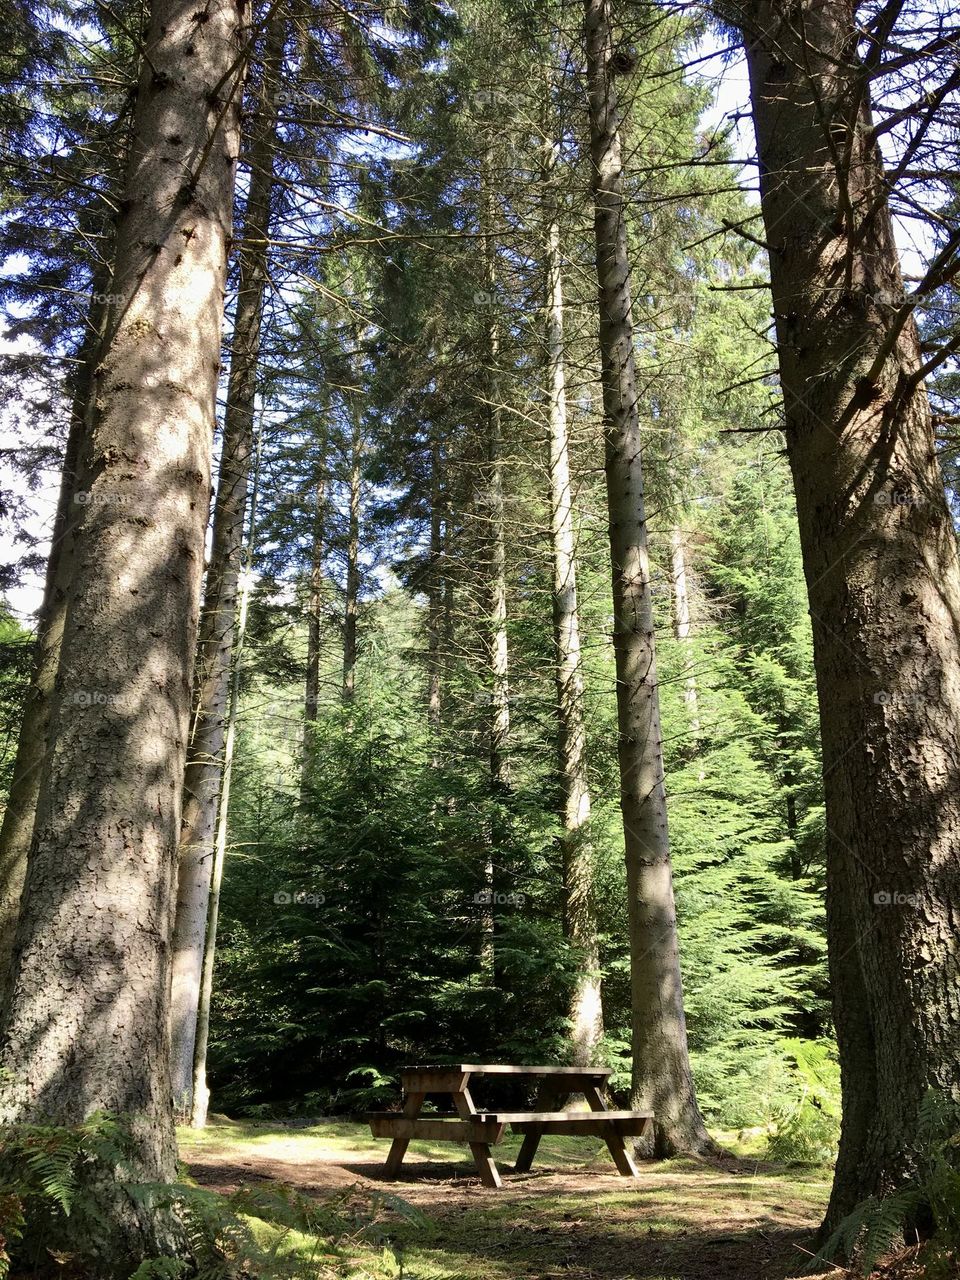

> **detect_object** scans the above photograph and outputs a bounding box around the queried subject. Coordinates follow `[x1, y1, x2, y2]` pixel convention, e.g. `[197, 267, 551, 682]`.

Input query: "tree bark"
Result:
[191, 431, 260, 1129]
[544, 144, 603, 1065]
[670, 526, 701, 740]
[0, 0, 246, 1265]
[739, 0, 960, 1234]
[301, 468, 327, 795]
[0, 277, 109, 999]
[484, 194, 511, 798]
[342, 412, 361, 703]
[479, 165, 510, 975]
[427, 439, 443, 736]
[169, 14, 281, 1115]
[583, 0, 712, 1156]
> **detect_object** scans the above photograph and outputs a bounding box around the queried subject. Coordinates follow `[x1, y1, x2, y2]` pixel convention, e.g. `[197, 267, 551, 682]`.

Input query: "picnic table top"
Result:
[401, 1063, 612, 1077]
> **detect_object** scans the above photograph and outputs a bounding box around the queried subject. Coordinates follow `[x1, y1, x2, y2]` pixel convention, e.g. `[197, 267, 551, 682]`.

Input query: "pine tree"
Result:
[0, 0, 247, 1264]
[583, 0, 712, 1155]
[170, 8, 285, 1115]
[734, 0, 960, 1234]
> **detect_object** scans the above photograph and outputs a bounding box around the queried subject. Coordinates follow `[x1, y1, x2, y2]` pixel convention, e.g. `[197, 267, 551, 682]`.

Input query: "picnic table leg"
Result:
[468, 1141, 503, 1188]
[384, 1090, 425, 1178]
[583, 1082, 641, 1178]
[513, 1084, 568, 1173]
[455, 1085, 503, 1188]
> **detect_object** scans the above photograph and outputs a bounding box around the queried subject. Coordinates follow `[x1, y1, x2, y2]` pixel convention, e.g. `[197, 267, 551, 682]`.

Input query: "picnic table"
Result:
[367, 1063, 653, 1188]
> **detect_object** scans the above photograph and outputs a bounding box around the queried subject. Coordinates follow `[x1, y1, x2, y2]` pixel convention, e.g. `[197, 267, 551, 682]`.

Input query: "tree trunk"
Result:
[427, 439, 443, 736]
[480, 167, 510, 974]
[484, 201, 511, 797]
[583, 0, 712, 1156]
[544, 145, 603, 1065]
[0, 277, 109, 999]
[169, 14, 281, 1115]
[740, 0, 960, 1234]
[342, 413, 361, 703]
[301, 468, 327, 796]
[191, 431, 261, 1129]
[0, 0, 246, 1265]
[670, 526, 700, 738]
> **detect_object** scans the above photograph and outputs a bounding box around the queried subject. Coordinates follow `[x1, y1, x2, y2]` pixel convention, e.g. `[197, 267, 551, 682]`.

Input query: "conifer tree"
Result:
[0, 0, 248, 1266]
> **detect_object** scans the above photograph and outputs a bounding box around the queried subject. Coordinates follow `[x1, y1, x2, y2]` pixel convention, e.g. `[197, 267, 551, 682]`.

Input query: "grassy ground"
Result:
[178, 1118, 834, 1280]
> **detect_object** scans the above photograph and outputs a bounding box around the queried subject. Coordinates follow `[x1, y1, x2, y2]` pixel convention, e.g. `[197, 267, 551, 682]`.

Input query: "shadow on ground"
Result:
[182, 1126, 833, 1280]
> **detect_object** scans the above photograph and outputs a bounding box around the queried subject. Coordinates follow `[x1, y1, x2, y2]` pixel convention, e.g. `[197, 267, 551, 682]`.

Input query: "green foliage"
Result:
[210, 622, 574, 1109]
[0, 605, 31, 793]
[133, 1179, 425, 1280]
[0, 1112, 431, 1279]
[811, 1093, 960, 1276]
[766, 1039, 840, 1165]
[0, 1112, 131, 1276]
[205, 3, 830, 1129]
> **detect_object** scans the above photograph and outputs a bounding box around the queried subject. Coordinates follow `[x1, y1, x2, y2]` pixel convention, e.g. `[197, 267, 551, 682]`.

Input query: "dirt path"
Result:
[181, 1126, 833, 1280]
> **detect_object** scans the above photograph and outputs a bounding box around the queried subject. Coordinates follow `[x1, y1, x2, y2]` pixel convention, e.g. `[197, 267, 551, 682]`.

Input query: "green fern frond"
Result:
[861, 1188, 922, 1273]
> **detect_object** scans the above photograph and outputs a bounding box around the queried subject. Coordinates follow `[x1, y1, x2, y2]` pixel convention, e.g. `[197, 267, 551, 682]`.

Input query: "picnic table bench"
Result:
[367, 1063, 653, 1188]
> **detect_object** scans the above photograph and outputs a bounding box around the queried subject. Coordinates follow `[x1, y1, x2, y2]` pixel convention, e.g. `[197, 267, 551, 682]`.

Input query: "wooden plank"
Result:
[399, 1068, 471, 1094]
[383, 1090, 423, 1178]
[401, 1064, 613, 1077]
[479, 1109, 652, 1125]
[469, 1142, 502, 1188]
[368, 1115, 506, 1144]
[453, 1087, 480, 1118]
[514, 1082, 567, 1173]
[602, 1126, 643, 1177]
[507, 1115, 653, 1136]
[453, 1086, 504, 1186]
[583, 1080, 643, 1178]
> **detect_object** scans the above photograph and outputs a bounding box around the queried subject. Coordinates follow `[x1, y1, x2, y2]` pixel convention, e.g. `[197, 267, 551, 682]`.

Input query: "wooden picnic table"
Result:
[367, 1063, 653, 1188]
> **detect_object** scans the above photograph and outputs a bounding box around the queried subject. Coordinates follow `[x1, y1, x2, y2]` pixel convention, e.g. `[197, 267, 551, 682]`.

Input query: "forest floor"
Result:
[179, 1118, 836, 1280]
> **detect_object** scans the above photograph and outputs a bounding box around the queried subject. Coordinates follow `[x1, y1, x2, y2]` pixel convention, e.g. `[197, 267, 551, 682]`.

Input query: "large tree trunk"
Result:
[583, 0, 712, 1156]
[544, 148, 603, 1064]
[169, 13, 281, 1114]
[0, 278, 109, 997]
[739, 0, 960, 1235]
[0, 0, 246, 1266]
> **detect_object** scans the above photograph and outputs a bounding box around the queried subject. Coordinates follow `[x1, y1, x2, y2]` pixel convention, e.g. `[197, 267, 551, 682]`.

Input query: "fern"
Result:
[128, 1260, 190, 1280]
[0, 1112, 134, 1278]
[860, 1188, 922, 1273]
[0, 1116, 425, 1279]
[132, 1176, 421, 1279]
[809, 1091, 960, 1276]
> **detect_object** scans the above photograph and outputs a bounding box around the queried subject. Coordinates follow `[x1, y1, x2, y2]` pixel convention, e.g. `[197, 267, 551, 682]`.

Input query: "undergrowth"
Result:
[810, 1093, 960, 1277]
[0, 1114, 435, 1279]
